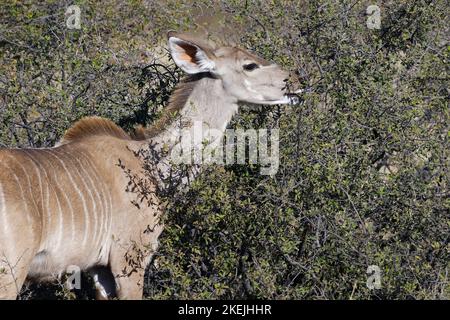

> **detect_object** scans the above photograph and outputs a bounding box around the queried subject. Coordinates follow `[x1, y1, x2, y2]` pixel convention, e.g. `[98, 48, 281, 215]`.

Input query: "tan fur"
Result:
[60, 116, 131, 145]
[0, 32, 294, 300]
[0, 138, 162, 300]
[143, 74, 205, 138]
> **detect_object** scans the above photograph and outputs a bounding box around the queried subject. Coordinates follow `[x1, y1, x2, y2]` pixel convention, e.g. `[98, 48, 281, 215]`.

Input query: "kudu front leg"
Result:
[89, 266, 117, 300]
[109, 244, 150, 300]
[112, 269, 145, 300]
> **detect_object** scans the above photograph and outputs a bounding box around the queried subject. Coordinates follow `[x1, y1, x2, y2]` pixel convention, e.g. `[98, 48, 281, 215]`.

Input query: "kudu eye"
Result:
[243, 63, 259, 71]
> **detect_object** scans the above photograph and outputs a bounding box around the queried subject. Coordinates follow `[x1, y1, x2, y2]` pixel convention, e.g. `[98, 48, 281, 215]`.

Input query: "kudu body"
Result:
[0, 32, 296, 299]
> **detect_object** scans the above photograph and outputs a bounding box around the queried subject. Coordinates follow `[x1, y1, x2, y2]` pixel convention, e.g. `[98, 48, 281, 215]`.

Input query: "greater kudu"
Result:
[0, 32, 298, 299]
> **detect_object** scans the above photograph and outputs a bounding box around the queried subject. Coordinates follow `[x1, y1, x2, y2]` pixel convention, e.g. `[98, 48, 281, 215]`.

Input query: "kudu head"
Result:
[168, 31, 298, 105]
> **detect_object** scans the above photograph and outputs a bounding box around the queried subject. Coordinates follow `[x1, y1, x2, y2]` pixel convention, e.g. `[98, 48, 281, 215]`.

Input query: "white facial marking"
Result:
[244, 79, 265, 101]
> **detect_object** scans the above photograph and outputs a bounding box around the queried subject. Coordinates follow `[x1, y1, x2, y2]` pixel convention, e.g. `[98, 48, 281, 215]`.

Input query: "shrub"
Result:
[0, 0, 448, 299]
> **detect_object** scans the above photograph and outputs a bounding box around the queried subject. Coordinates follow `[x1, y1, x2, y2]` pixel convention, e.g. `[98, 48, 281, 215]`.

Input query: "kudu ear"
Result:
[167, 32, 216, 74]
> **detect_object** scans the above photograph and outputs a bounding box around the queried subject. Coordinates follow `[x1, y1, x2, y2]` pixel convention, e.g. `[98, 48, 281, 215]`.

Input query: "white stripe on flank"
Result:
[78, 151, 111, 245]
[77, 157, 102, 252]
[55, 149, 100, 254]
[106, 179, 113, 238]
[24, 151, 52, 246]
[79, 155, 106, 254]
[0, 161, 16, 258]
[7, 154, 41, 218]
[40, 151, 71, 251]
[1, 161, 32, 225]
[77, 151, 106, 249]
[0, 169, 8, 238]
[43, 179, 51, 244]
[22, 151, 45, 216]
[43, 164, 63, 251]
[44, 150, 89, 247]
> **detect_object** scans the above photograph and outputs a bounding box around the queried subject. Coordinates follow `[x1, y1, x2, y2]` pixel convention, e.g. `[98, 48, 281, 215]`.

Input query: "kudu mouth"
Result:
[285, 88, 312, 105]
[286, 92, 301, 105]
[274, 88, 308, 105]
[264, 93, 300, 105]
[275, 78, 308, 105]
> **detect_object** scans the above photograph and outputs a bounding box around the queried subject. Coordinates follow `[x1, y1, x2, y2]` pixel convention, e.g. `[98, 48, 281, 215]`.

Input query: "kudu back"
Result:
[0, 32, 297, 299]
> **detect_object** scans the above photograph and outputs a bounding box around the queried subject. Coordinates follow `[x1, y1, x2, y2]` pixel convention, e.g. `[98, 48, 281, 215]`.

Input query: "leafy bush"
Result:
[0, 0, 448, 299]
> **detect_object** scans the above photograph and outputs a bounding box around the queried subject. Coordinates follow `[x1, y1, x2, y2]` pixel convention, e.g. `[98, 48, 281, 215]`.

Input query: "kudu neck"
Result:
[129, 74, 239, 188]
[129, 75, 238, 190]
[146, 74, 239, 147]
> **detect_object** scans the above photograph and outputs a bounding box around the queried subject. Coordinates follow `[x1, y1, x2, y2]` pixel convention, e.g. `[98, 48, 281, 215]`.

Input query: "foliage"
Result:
[0, 0, 448, 299]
